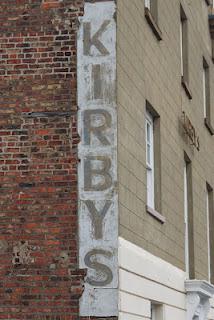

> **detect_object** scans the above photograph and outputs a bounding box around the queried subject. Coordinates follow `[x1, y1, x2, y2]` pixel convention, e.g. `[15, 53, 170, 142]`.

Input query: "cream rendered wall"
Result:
[118, 237, 186, 320]
[119, 237, 214, 320]
[117, 0, 214, 280]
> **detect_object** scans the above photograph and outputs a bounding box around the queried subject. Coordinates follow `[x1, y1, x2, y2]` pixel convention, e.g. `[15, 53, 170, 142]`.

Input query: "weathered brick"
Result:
[0, 0, 85, 319]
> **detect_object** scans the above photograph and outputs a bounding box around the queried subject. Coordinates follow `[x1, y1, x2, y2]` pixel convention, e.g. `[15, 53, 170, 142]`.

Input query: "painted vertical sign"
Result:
[77, 1, 118, 317]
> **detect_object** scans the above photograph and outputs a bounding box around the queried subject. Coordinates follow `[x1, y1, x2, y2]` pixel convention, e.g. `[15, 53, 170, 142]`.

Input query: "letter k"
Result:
[83, 20, 110, 56]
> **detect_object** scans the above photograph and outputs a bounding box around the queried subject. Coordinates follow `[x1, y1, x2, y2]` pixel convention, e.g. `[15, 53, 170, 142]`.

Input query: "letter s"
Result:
[84, 249, 113, 287]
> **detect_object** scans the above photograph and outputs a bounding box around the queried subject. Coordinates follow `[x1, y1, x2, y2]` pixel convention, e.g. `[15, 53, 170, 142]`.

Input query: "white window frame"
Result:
[206, 188, 211, 282]
[203, 66, 207, 119]
[151, 304, 156, 320]
[145, 0, 151, 10]
[151, 303, 164, 320]
[146, 111, 155, 209]
[180, 19, 184, 77]
[184, 163, 189, 277]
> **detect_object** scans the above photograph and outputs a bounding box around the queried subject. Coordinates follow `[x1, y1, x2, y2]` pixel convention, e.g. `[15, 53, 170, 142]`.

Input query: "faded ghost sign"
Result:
[77, 1, 118, 317]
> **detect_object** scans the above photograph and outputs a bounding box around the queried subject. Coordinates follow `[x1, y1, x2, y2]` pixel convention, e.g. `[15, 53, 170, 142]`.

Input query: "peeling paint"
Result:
[78, 1, 118, 317]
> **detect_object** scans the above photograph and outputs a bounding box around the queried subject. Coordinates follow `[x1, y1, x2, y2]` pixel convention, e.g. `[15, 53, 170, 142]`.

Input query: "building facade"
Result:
[1, 0, 214, 319]
[78, 0, 214, 319]
[117, 0, 214, 319]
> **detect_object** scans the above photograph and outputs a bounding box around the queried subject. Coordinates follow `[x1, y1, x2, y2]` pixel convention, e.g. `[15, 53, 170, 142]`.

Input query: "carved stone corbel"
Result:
[185, 280, 214, 320]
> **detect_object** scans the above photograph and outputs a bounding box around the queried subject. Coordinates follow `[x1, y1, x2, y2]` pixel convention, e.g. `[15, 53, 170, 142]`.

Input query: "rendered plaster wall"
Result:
[118, 237, 214, 320]
[117, 0, 214, 280]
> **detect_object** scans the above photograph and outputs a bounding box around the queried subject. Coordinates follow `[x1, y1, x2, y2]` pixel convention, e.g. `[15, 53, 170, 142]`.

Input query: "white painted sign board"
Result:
[77, 1, 118, 317]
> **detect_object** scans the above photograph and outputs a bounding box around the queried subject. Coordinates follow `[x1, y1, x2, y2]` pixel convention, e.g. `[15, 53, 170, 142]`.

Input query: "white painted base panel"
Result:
[118, 237, 214, 320]
[119, 312, 149, 320]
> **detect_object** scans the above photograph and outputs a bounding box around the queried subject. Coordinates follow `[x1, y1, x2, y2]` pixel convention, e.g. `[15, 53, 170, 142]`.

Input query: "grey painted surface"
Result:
[77, 1, 118, 316]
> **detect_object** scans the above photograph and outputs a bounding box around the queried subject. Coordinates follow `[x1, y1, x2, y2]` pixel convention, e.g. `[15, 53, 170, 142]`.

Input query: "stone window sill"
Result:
[205, 118, 214, 135]
[181, 77, 192, 100]
[146, 205, 166, 224]
[145, 7, 162, 41]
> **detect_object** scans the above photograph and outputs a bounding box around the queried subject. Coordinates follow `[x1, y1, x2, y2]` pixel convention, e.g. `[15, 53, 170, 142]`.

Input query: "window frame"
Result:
[203, 63, 207, 119]
[180, 5, 192, 99]
[145, 102, 165, 224]
[145, 0, 151, 10]
[184, 153, 195, 279]
[206, 186, 211, 282]
[203, 57, 214, 134]
[146, 111, 155, 210]
[206, 182, 214, 284]
[151, 302, 164, 320]
[184, 161, 190, 277]
[144, 0, 162, 41]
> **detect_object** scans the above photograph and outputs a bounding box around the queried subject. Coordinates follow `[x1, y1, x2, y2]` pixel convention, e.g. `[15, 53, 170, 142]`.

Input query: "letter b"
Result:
[84, 156, 112, 192]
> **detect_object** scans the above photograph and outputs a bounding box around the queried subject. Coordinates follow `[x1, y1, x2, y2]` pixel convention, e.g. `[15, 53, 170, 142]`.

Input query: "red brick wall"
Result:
[0, 1, 86, 319]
